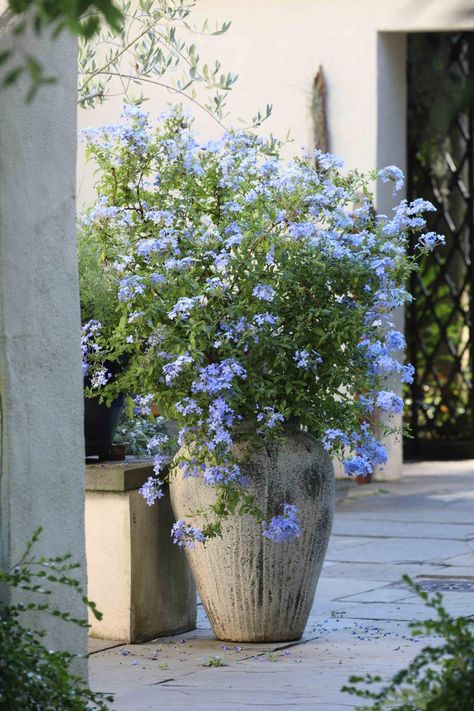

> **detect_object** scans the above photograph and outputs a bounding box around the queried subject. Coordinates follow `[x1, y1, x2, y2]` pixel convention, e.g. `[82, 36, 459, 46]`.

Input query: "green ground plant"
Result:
[342, 575, 474, 710]
[0, 529, 112, 710]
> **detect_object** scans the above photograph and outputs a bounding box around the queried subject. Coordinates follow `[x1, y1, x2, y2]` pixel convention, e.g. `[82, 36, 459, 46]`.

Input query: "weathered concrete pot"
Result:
[169, 427, 335, 642]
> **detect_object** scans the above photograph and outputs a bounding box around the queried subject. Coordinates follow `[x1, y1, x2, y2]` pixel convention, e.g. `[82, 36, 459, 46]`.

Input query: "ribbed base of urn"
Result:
[170, 430, 335, 643]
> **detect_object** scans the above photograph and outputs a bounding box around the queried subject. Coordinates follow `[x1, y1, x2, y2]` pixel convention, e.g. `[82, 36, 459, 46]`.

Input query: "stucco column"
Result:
[375, 32, 407, 480]
[0, 16, 86, 661]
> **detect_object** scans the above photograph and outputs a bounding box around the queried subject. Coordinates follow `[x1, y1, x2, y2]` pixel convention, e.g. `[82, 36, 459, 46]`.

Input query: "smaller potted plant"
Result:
[78, 228, 125, 460]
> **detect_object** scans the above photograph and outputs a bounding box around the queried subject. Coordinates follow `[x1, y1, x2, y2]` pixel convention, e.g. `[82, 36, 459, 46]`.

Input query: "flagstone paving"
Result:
[89, 460, 474, 709]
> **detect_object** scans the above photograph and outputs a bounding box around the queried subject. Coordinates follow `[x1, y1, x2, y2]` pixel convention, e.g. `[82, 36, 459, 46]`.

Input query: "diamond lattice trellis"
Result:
[406, 32, 474, 457]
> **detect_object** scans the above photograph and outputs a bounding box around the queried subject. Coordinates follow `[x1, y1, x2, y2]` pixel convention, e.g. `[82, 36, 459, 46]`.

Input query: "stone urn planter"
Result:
[169, 426, 334, 642]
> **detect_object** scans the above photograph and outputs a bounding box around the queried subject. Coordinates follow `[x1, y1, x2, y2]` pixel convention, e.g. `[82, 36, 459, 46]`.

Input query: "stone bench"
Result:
[85, 460, 196, 643]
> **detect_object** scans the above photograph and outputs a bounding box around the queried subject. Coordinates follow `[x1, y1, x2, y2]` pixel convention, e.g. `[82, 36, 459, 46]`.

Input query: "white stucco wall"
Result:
[77, 0, 474, 479]
[0, 19, 87, 662]
[78, 0, 474, 207]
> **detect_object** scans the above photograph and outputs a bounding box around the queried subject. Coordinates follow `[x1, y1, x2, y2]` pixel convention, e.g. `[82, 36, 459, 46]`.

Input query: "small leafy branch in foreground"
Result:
[342, 575, 474, 710]
[0, 0, 122, 98]
[0, 528, 112, 710]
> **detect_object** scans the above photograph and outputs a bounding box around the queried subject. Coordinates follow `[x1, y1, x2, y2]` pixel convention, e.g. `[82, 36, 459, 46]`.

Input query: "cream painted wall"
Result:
[78, 0, 474, 207]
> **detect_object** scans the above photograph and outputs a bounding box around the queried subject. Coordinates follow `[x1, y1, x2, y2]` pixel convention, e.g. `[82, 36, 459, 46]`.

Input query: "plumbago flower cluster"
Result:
[81, 106, 444, 547]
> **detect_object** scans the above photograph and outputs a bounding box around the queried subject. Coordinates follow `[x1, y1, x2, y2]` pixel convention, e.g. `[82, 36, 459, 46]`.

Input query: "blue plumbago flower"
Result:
[417, 232, 446, 250]
[252, 284, 276, 302]
[113, 256, 133, 273]
[164, 257, 195, 272]
[205, 276, 228, 292]
[262, 504, 301, 543]
[224, 233, 242, 249]
[406, 198, 436, 215]
[218, 317, 259, 348]
[344, 455, 373, 477]
[91, 367, 111, 388]
[378, 165, 405, 194]
[167, 296, 199, 320]
[176, 398, 203, 416]
[358, 436, 387, 467]
[143, 209, 174, 225]
[265, 245, 276, 266]
[359, 394, 375, 414]
[133, 394, 154, 416]
[357, 332, 414, 386]
[140, 476, 164, 506]
[370, 256, 395, 278]
[147, 433, 169, 453]
[322, 428, 350, 450]
[376, 391, 404, 415]
[192, 360, 247, 395]
[204, 397, 241, 450]
[208, 396, 237, 430]
[84, 319, 101, 335]
[162, 353, 194, 385]
[288, 221, 317, 240]
[294, 349, 322, 369]
[375, 354, 403, 376]
[152, 450, 170, 476]
[171, 520, 206, 548]
[253, 312, 278, 327]
[313, 150, 344, 170]
[222, 200, 243, 214]
[85, 199, 121, 224]
[118, 275, 146, 302]
[203, 463, 246, 486]
[151, 273, 166, 285]
[256, 406, 285, 432]
[401, 363, 415, 384]
[373, 286, 408, 311]
[179, 459, 204, 478]
[136, 238, 161, 258]
[386, 330, 406, 351]
[81, 319, 102, 375]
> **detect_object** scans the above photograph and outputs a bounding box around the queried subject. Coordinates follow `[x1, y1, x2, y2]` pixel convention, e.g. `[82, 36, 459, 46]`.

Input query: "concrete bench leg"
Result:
[85, 462, 196, 643]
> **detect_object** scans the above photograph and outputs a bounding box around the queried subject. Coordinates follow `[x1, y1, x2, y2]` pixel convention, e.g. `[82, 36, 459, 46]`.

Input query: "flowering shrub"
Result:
[81, 106, 444, 546]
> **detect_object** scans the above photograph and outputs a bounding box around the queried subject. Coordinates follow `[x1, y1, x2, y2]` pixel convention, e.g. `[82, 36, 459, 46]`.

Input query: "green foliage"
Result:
[78, 226, 120, 334]
[0, 528, 112, 710]
[80, 106, 428, 538]
[342, 575, 474, 710]
[81, 108, 411, 441]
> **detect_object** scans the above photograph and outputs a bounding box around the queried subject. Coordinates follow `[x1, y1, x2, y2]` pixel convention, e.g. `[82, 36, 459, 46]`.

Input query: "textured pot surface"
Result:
[169, 429, 334, 642]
